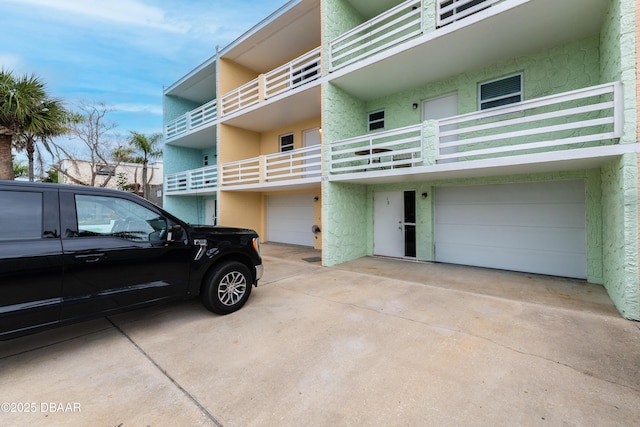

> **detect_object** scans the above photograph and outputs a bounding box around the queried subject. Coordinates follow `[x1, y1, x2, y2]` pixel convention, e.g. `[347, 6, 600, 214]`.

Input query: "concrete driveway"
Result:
[1, 243, 639, 426]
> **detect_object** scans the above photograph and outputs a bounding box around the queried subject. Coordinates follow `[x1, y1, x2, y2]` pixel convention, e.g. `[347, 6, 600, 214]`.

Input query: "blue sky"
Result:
[0, 0, 286, 141]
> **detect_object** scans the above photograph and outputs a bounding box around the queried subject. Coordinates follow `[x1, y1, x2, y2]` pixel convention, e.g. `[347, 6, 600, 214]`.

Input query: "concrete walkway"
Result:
[1, 243, 639, 426]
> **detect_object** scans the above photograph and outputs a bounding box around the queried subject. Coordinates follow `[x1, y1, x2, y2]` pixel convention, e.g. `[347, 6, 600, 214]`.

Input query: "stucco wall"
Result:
[217, 191, 262, 233]
[322, 82, 368, 265]
[260, 117, 321, 154]
[601, 154, 639, 320]
[323, 181, 368, 266]
[163, 195, 203, 224]
[365, 36, 601, 133]
[598, 0, 639, 320]
[218, 58, 259, 96]
[163, 95, 199, 124]
[218, 124, 260, 164]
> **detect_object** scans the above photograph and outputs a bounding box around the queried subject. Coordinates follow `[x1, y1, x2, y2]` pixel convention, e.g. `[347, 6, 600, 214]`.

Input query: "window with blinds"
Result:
[479, 73, 523, 110]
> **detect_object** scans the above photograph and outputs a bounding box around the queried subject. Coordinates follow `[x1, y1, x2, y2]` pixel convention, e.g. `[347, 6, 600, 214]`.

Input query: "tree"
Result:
[13, 159, 27, 179]
[0, 70, 55, 180]
[55, 102, 124, 187]
[127, 131, 163, 199]
[14, 98, 68, 181]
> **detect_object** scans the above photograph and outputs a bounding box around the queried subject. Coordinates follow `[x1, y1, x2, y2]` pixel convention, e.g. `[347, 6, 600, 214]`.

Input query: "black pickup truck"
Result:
[0, 181, 263, 340]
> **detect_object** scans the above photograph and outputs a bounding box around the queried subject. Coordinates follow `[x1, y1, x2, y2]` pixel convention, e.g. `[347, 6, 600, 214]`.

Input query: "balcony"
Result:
[165, 165, 218, 195]
[329, 0, 505, 72]
[327, 0, 608, 102]
[220, 47, 321, 118]
[220, 145, 322, 190]
[330, 83, 626, 179]
[165, 99, 218, 143]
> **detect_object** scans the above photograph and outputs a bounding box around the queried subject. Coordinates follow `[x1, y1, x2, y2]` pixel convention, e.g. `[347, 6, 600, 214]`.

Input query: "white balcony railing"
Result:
[436, 82, 623, 162]
[264, 47, 321, 99]
[437, 0, 500, 27]
[219, 158, 261, 186]
[329, 83, 623, 174]
[220, 146, 322, 186]
[220, 78, 260, 116]
[330, 125, 423, 174]
[329, 0, 422, 71]
[264, 145, 322, 181]
[165, 99, 217, 141]
[165, 165, 218, 193]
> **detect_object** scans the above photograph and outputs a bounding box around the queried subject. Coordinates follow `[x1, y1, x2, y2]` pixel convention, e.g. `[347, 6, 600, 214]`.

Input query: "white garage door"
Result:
[434, 181, 586, 279]
[267, 194, 315, 247]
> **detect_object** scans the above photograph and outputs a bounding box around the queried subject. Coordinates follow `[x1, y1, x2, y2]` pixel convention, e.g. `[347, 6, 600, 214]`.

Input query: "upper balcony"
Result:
[328, 0, 609, 101]
[164, 99, 217, 147]
[163, 55, 217, 149]
[329, 83, 635, 182]
[219, 47, 322, 132]
[219, 145, 322, 191]
[216, 0, 321, 132]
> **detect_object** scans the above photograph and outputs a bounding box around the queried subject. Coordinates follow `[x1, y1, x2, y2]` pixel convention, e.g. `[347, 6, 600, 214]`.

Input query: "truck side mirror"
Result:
[166, 224, 185, 242]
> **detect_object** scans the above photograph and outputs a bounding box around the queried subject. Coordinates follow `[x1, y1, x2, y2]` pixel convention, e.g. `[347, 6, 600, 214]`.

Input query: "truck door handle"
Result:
[75, 253, 105, 263]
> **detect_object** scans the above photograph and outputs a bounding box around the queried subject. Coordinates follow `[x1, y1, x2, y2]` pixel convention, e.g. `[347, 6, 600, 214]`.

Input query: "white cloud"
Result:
[112, 103, 163, 116]
[0, 54, 23, 71]
[5, 0, 189, 33]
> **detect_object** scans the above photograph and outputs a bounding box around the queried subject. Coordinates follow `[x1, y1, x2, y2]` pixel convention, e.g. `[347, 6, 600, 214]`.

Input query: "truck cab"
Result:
[0, 181, 262, 340]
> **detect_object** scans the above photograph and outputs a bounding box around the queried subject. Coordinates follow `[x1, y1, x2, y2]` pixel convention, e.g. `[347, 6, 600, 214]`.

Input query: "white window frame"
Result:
[279, 133, 294, 152]
[368, 110, 385, 131]
[478, 73, 523, 110]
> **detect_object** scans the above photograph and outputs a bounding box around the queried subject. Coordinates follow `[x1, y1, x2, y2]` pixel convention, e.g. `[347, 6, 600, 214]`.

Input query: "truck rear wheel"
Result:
[201, 261, 252, 314]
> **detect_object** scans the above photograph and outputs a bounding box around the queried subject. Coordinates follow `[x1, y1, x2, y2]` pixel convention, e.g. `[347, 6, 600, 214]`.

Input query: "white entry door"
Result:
[423, 93, 458, 162]
[205, 198, 217, 225]
[303, 127, 321, 174]
[374, 191, 416, 258]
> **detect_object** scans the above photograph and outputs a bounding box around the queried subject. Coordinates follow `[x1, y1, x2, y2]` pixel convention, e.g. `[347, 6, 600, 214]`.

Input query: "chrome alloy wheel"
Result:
[218, 271, 247, 306]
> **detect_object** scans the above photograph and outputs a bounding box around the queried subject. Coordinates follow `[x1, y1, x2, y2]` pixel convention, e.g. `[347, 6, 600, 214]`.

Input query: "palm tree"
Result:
[0, 70, 53, 180]
[127, 131, 163, 199]
[15, 98, 68, 181]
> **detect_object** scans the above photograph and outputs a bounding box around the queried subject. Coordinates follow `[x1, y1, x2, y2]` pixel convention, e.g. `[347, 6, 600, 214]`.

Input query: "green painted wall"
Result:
[598, 0, 639, 320]
[601, 155, 639, 320]
[322, 1, 640, 320]
[163, 144, 204, 175]
[365, 36, 601, 133]
[163, 95, 199, 124]
[322, 82, 368, 265]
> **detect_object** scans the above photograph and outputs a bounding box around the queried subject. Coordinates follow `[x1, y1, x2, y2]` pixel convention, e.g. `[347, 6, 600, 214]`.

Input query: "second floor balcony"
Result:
[219, 145, 322, 190]
[329, 82, 627, 180]
[165, 165, 218, 195]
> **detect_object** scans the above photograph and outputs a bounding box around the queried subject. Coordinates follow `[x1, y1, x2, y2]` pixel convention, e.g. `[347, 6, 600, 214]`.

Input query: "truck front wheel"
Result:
[201, 261, 253, 314]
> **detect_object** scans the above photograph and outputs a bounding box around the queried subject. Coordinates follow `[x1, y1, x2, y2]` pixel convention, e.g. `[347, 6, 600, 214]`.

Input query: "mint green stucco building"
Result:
[163, 0, 639, 320]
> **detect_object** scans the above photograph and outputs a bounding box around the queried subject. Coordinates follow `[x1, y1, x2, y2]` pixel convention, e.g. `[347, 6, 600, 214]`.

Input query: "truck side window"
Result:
[0, 191, 43, 241]
[75, 195, 167, 242]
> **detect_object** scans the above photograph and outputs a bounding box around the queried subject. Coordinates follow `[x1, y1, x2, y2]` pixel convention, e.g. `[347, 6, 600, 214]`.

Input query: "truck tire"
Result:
[201, 261, 252, 314]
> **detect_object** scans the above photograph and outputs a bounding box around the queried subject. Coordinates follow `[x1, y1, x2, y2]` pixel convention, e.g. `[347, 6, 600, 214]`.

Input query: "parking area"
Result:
[1, 243, 639, 426]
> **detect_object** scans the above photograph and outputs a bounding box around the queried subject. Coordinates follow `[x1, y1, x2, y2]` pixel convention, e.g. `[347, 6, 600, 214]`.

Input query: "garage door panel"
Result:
[436, 242, 586, 278]
[434, 181, 586, 279]
[436, 181, 585, 204]
[435, 224, 586, 253]
[436, 203, 585, 228]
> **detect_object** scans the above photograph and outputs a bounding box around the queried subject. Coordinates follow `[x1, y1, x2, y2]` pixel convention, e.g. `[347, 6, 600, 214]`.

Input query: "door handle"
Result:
[74, 253, 105, 263]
